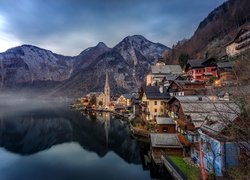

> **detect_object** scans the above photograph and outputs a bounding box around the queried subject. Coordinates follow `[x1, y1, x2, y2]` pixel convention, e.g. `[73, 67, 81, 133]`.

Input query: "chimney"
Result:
[198, 96, 202, 101]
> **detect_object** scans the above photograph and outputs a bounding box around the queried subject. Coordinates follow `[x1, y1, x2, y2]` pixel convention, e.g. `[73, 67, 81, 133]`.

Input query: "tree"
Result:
[89, 95, 96, 106]
[98, 101, 103, 106]
[178, 53, 189, 68]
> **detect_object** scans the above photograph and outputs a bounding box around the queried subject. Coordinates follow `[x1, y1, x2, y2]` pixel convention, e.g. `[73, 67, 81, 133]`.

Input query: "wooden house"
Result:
[156, 117, 176, 133]
[167, 80, 207, 97]
[217, 62, 237, 85]
[150, 133, 183, 164]
[226, 29, 250, 57]
[185, 58, 217, 82]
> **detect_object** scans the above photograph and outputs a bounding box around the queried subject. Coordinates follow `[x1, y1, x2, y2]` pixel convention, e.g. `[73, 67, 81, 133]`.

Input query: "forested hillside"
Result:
[169, 0, 250, 63]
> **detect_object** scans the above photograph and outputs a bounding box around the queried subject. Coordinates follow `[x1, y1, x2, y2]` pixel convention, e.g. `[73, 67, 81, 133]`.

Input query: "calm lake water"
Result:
[0, 98, 162, 180]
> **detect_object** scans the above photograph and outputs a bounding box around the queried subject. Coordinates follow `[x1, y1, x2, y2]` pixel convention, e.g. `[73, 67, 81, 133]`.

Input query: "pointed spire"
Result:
[105, 70, 109, 89]
[104, 70, 110, 106]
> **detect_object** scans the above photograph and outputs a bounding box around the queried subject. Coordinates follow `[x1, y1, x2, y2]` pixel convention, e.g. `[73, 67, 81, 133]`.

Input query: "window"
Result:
[196, 69, 201, 73]
[197, 76, 201, 79]
[161, 101, 164, 105]
[154, 101, 157, 105]
[162, 127, 168, 132]
[160, 109, 163, 112]
[154, 109, 157, 112]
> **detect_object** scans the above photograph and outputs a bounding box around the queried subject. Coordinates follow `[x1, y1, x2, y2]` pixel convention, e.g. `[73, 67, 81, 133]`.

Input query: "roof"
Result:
[150, 133, 183, 148]
[156, 117, 175, 125]
[143, 86, 170, 99]
[217, 61, 235, 68]
[187, 59, 206, 68]
[185, 58, 217, 70]
[167, 80, 206, 91]
[120, 94, 133, 99]
[201, 111, 238, 134]
[151, 65, 182, 74]
[225, 29, 250, 46]
[168, 96, 239, 129]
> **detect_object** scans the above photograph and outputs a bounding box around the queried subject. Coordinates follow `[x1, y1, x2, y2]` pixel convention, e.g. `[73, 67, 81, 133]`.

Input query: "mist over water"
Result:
[0, 94, 152, 180]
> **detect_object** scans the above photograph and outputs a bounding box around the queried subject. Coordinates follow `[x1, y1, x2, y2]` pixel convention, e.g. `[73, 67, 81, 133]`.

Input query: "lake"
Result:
[0, 98, 166, 180]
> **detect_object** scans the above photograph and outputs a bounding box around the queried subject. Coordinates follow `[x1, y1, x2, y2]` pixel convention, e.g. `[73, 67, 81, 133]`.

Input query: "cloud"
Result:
[0, 0, 225, 55]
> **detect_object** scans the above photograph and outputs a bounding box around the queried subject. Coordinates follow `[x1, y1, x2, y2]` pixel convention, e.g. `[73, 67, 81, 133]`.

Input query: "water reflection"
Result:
[0, 101, 152, 179]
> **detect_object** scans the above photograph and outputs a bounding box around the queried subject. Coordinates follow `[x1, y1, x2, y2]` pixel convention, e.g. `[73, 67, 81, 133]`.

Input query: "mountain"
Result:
[0, 45, 74, 86]
[51, 35, 170, 97]
[0, 35, 169, 97]
[170, 0, 250, 62]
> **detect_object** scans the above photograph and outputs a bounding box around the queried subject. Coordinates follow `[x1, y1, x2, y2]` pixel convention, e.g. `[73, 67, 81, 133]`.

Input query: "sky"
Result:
[0, 0, 226, 56]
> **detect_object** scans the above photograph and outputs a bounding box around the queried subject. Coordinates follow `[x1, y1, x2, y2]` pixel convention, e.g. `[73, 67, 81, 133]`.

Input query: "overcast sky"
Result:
[0, 0, 226, 56]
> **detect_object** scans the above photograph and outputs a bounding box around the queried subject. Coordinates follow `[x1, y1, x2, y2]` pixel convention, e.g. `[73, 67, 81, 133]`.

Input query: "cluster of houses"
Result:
[138, 27, 250, 178]
[79, 28, 250, 179]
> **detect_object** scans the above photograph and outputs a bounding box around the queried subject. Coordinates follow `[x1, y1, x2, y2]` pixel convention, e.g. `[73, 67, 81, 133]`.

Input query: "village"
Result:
[71, 29, 250, 179]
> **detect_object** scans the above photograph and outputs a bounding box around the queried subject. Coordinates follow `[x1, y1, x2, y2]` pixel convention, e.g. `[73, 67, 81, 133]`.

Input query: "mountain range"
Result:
[0, 35, 170, 97]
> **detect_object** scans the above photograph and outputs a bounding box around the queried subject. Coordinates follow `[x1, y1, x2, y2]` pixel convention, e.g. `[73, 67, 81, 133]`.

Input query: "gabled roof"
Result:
[120, 94, 133, 99]
[151, 65, 182, 74]
[226, 28, 249, 46]
[167, 96, 239, 129]
[200, 111, 238, 137]
[185, 58, 217, 71]
[167, 80, 206, 91]
[186, 59, 206, 68]
[156, 117, 175, 125]
[150, 133, 183, 148]
[143, 86, 170, 99]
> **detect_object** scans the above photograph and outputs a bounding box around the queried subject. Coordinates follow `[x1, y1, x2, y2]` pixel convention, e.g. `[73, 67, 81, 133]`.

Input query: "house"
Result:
[194, 110, 248, 177]
[217, 61, 237, 85]
[117, 94, 133, 106]
[167, 80, 207, 97]
[139, 86, 170, 121]
[185, 58, 217, 82]
[150, 133, 183, 164]
[165, 96, 239, 133]
[146, 60, 182, 86]
[156, 117, 176, 133]
[226, 29, 250, 57]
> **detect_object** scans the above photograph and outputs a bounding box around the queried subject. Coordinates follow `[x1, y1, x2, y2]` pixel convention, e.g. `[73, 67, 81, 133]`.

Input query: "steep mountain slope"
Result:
[52, 35, 170, 97]
[171, 0, 250, 62]
[0, 45, 74, 87]
[73, 42, 110, 69]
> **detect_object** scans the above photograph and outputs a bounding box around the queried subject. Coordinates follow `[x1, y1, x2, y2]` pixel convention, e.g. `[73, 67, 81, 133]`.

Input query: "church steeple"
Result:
[104, 71, 110, 106]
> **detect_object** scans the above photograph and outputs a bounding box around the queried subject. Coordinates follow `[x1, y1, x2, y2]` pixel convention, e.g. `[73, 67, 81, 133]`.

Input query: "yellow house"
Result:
[139, 86, 170, 120]
[226, 29, 250, 57]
